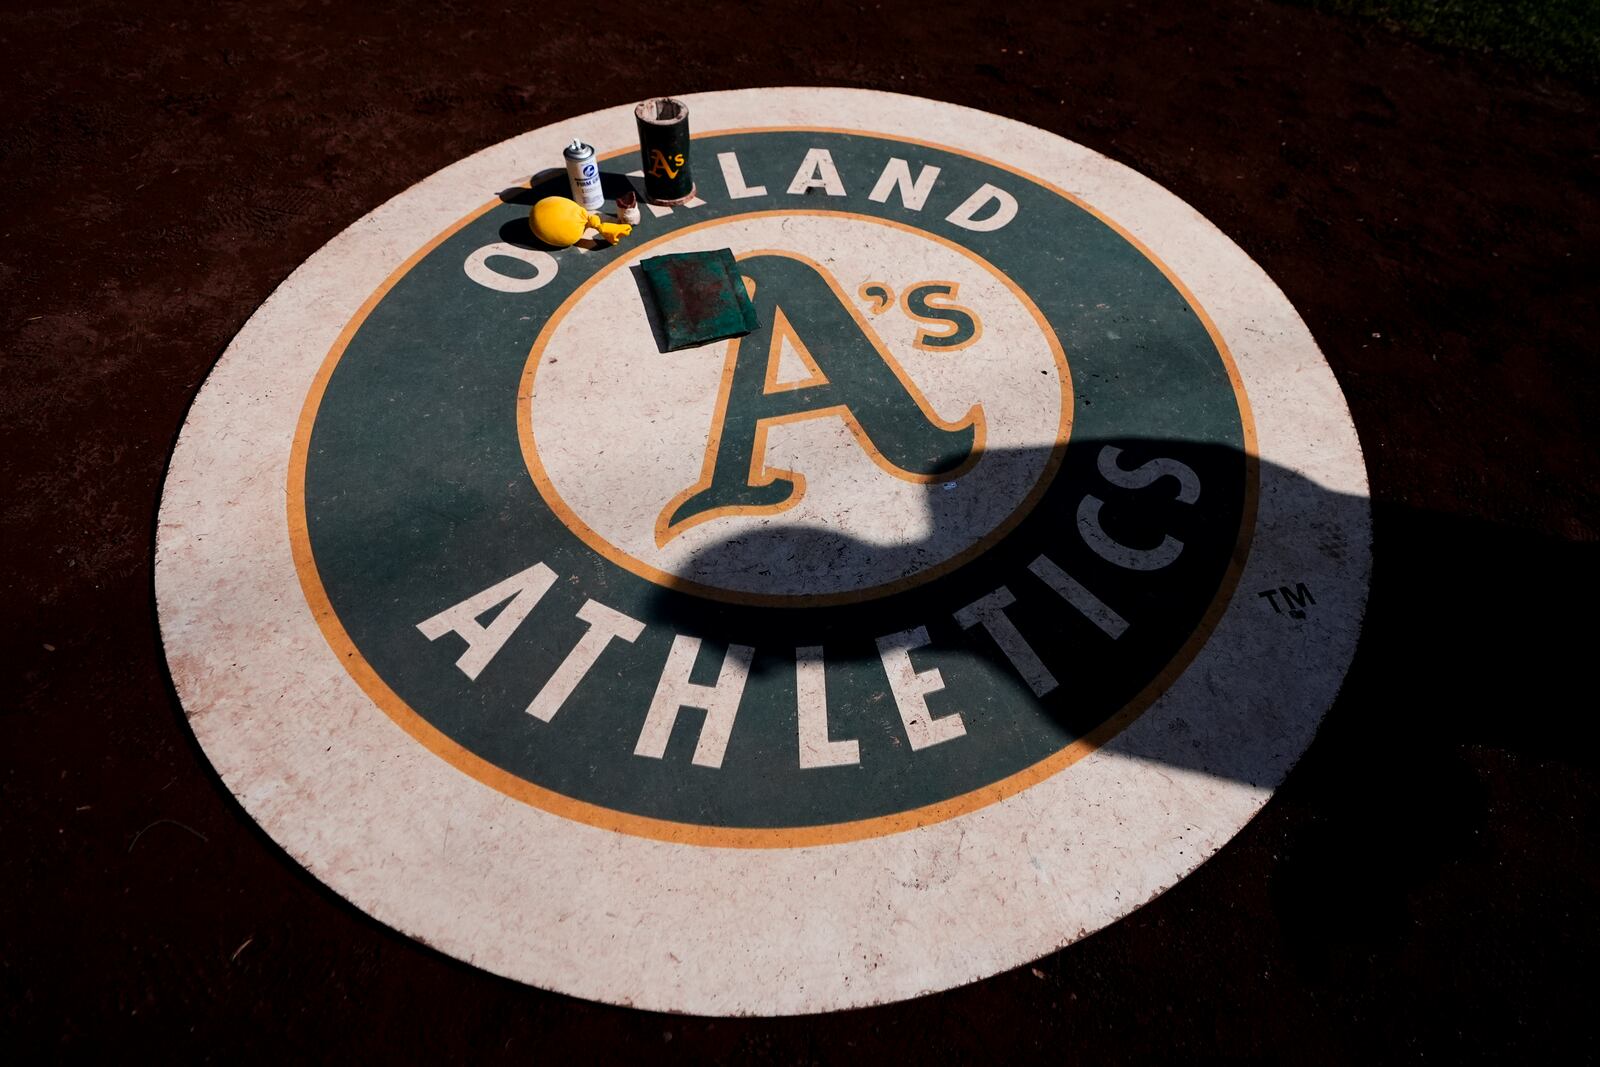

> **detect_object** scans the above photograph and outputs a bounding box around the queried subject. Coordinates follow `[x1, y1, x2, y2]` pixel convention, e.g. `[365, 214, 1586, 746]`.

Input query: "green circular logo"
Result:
[296, 129, 1254, 843]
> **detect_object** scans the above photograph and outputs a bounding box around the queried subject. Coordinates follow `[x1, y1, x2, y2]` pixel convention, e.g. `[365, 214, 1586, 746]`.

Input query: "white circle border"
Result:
[155, 89, 1369, 1015]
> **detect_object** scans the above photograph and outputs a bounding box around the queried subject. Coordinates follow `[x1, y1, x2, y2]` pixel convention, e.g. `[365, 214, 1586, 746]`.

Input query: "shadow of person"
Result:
[633, 432, 1594, 957]
[637, 436, 1341, 780]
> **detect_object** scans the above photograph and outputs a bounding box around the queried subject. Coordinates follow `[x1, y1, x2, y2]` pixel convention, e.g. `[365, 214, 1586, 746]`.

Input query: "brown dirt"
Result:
[3, 0, 1595, 1059]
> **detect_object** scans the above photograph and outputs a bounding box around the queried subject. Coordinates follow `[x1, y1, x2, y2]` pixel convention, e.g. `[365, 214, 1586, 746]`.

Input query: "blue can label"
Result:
[566, 149, 604, 210]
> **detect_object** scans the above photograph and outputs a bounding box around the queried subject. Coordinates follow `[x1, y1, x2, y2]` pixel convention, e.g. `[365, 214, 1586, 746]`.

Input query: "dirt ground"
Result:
[3, 0, 1596, 1059]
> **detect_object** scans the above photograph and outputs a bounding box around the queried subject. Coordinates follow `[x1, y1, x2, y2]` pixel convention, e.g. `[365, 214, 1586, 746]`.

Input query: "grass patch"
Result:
[1287, 0, 1600, 84]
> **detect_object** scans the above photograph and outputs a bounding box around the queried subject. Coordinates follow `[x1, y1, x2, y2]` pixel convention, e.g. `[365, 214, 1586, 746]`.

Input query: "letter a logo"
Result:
[658, 251, 984, 545]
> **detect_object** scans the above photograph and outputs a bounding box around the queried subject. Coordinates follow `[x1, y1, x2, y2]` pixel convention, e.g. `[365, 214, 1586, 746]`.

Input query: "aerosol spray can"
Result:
[563, 138, 604, 211]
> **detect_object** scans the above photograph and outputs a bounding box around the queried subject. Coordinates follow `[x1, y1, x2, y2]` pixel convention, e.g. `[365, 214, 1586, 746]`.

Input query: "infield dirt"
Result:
[3, 0, 1595, 1059]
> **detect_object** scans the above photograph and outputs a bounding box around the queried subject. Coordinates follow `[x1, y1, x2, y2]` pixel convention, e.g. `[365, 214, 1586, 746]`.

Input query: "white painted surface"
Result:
[156, 89, 1369, 1015]
[635, 636, 755, 769]
[877, 626, 969, 751]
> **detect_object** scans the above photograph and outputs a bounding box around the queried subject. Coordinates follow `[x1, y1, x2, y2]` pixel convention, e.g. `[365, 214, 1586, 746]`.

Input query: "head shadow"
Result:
[638, 435, 1340, 782]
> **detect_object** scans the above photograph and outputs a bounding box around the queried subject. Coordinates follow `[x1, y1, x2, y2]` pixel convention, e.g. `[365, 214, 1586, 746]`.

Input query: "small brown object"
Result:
[616, 190, 642, 226]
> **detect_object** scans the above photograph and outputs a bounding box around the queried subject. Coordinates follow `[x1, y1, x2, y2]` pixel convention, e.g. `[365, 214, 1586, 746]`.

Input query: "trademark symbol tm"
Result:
[1258, 583, 1315, 619]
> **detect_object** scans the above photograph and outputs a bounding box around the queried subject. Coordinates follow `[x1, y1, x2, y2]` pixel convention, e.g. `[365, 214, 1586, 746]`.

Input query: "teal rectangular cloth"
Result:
[639, 249, 760, 351]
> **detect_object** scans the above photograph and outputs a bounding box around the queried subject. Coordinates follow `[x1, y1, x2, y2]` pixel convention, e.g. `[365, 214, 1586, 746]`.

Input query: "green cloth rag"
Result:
[639, 249, 759, 351]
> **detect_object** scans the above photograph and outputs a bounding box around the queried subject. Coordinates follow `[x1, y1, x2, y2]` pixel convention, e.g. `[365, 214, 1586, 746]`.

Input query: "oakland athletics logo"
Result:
[294, 128, 1252, 840]
[160, 91, 1368, 1013]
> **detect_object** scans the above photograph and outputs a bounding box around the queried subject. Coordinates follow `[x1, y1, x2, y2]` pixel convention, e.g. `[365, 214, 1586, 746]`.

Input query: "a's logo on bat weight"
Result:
[293, 128, 1256, 843]
[647, 148, 685, 179]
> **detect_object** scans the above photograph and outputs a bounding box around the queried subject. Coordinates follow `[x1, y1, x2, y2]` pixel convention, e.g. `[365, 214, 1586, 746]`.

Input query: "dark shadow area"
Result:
[631, 432, 1595, 936]
[1271, 498, 1597, 967]
[623, 438, 1316, 785]
[641, 439, 1596, 752]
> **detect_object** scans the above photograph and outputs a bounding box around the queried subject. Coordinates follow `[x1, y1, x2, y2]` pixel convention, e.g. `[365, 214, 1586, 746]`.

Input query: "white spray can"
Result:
[563, 138, 604, 211]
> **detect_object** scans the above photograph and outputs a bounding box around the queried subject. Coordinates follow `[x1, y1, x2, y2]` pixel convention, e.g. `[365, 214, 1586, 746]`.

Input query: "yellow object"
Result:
[530, 195, 632, 247]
